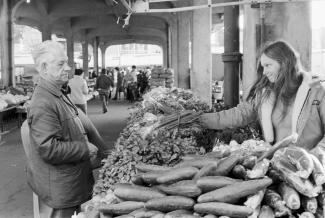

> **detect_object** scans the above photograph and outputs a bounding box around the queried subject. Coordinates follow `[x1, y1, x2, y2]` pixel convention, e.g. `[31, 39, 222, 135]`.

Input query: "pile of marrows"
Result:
[80, 137, 325, 218]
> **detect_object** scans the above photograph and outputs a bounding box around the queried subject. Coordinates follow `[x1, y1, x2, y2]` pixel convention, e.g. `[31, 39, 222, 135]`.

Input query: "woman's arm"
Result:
[200, 101, 257, 130]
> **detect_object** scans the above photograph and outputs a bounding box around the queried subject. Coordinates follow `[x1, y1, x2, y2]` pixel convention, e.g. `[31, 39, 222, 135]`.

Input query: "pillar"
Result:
[100, 45, 107, 69]
[177, 12, 191, 89]
[93, 37, 99, 74]
[222, 1, 241, 107]
[0, 0, 14, 87]
[82, 37, 89, 77]
[242, 5, 259, 99]
[162, 42, 168, 68]
[167, 26, 172, 68]
[66, 30, 74, 79]
[264, 2, 311, 70]
[170, 17, 178, 86]
[242, 2, 311, 98]
[41, 21, 52, 41]
[191, 0, 212, 106]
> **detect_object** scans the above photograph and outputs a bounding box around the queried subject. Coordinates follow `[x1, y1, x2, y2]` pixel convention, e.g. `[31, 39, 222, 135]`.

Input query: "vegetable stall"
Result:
[76, 87, 325, 218]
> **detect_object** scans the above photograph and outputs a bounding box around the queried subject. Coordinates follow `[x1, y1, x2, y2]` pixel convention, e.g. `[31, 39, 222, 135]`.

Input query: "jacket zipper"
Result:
[296, 90, 311, 133]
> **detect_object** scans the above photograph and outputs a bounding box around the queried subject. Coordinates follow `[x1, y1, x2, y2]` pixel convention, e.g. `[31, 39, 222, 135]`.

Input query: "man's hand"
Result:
[87, 142, 98, 158]
[87, 142, 102, 169]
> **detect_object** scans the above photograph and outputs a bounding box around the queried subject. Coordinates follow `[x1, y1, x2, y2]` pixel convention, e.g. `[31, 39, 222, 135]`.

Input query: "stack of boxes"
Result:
[149, 67, 174, 88]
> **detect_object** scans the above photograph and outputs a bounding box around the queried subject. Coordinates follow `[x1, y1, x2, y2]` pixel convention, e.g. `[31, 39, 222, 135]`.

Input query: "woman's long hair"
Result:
[246, 41, 304, 118]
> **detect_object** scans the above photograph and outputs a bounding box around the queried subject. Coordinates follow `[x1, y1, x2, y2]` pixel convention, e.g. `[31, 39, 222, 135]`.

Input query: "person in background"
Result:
[91, 70, 98, 79]
[113, 67, 124, 100]
[107, 70, 114, 99]
[124, 66, 138, 102]
[121, 69, 128, 100]
[130, 65, 138, 76]
[68, 69, 89, 114]
[95, 69, 114, 113]
[200, 40, 325, 154]
[22, 40, 108, 218]
[137, 70, 149, 97]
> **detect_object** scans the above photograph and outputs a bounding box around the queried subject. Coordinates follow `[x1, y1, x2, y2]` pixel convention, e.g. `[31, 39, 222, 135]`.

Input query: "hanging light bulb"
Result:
[131, 0, 149, 13]
[26, 0, 31, 3]
[122, 12, 132, 28]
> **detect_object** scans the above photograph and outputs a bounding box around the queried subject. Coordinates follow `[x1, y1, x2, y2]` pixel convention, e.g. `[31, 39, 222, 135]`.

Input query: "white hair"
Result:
[31, 40, 65, 74]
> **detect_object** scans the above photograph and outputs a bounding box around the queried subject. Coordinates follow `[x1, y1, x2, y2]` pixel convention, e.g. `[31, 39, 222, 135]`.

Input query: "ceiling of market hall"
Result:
[13, 0, 224, 47]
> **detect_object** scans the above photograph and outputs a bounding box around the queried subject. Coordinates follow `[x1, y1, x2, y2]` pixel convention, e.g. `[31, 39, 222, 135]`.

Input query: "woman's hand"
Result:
[198, 113, 211, 129]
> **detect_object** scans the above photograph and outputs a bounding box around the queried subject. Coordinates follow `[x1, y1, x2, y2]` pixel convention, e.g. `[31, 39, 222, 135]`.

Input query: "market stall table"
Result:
[0, 105, 18, 132]
[0, 99, 29, 132]
[16, 106, 27, 127]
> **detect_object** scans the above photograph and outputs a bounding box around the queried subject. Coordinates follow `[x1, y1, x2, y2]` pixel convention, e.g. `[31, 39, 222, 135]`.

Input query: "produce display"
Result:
[93, 87, 213, 195]
[82, 141, 325, 218]
[149, 67, 174, 88]
[0, 98, 8, 110]
[0, 93, 29, 104]
[0, 92, 30, 110]
[79, 87, 293, 218]
[93, 87, 261, 196]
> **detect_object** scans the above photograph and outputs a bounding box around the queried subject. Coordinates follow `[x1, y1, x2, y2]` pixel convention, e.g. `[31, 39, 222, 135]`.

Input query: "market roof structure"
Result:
[0, 0, 313, 107]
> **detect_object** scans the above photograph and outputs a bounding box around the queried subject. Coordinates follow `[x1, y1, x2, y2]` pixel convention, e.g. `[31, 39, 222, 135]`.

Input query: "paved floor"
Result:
[0, 98, 131, 218]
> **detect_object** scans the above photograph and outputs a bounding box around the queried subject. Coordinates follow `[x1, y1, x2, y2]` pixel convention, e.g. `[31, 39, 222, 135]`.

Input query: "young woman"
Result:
[200, 40, 325, 153]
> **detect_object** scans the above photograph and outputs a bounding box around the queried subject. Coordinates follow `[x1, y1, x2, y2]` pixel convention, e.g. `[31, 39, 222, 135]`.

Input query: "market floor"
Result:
[0, 98, 132, 218]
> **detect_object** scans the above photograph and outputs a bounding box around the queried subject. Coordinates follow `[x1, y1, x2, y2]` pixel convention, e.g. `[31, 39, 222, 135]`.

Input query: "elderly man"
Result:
[21, 40, 108, 218]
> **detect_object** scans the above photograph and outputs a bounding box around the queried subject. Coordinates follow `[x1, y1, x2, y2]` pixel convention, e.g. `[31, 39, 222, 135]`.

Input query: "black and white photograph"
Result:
[0, 0, 325, 217]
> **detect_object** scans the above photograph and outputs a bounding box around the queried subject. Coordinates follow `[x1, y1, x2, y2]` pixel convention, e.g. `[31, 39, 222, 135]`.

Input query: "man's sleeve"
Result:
[29, 104, 90, 165]
[78, 109, 112, 157]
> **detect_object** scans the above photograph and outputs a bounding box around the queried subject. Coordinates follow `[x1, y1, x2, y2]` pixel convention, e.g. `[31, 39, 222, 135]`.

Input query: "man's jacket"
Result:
[24, 78, 94, 208]
[95, 74, 114, 92]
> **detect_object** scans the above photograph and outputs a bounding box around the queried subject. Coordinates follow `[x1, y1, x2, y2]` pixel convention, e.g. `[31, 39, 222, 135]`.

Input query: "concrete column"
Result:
[264, 2, 311, 70]
[66, 30, 74, 79]
[167, 26, 172, 68]
[191, 0, 212, 106]
[242, 5, 259, 99]
[177, 12, 191, 89]
[93, 37, 99, 74]
[41, 21, 52, 41]
[0, 0, 14, 87]
[82, 37, 89, 76]
[222, 1, 241, 107]
[162, 42, 168, 68]
[170, 17, 178, 87]
[100, 45, 107, 69]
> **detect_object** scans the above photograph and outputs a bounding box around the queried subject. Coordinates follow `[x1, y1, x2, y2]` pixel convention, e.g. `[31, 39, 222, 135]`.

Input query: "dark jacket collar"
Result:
[37, 78, 63, 98]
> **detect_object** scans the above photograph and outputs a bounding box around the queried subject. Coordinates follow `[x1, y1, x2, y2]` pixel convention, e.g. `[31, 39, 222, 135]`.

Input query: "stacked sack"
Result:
[150, 67, 174, 88]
